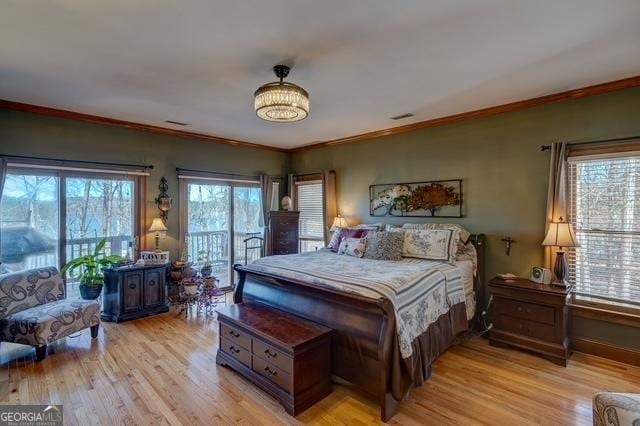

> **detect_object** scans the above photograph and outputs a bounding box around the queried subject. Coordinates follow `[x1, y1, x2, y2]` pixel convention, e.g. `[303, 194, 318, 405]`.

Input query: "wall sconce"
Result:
[154, 177, 172, 224]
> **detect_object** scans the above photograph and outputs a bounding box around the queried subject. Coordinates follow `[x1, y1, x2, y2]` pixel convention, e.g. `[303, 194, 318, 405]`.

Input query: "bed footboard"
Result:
[233, 265, 399, 421]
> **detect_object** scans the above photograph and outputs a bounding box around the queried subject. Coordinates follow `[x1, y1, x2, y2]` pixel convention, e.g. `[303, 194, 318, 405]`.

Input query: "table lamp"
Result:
[330, 214, 348, 232]
[542, 217, 579, 287]
[149, 218, 168, 252]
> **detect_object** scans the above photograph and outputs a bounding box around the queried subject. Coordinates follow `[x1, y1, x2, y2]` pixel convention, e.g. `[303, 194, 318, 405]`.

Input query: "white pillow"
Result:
[402, 229, 459, 263]
[337, 237, 366, 258]
[402, 223, 471, 244]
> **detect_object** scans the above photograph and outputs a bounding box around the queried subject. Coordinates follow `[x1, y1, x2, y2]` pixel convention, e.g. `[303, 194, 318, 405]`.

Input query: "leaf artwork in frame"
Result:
[369, 180, 462, 217]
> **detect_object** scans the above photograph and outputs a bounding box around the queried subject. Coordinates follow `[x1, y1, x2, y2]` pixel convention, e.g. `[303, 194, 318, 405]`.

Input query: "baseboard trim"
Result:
[573, 337, 640, 367]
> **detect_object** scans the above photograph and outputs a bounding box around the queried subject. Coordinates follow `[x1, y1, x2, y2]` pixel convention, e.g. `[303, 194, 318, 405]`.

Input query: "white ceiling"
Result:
[2, 0, 640, 149]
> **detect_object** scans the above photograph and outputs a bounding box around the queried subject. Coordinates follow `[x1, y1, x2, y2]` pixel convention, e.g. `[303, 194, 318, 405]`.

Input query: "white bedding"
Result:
[454, 259, 476, 321]
[456, 259, 475, 296]
[245, 250, 467, 358]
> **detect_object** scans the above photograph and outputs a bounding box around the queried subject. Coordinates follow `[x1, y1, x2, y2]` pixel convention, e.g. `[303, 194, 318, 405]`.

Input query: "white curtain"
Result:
[544, 142, 568, 268]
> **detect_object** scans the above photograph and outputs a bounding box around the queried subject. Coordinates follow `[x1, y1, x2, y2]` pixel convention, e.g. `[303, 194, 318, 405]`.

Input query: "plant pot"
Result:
[203, 277, 216, 289]
[183, 281, 199, 296]
[200, 265, 213, 277]
[79, 284, 103, 300]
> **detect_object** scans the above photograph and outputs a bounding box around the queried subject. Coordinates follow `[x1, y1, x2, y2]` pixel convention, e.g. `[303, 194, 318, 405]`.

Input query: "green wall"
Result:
[291, 86, 640, 350]
[2, 88, 639, 350]
[0, 109, 289, 258]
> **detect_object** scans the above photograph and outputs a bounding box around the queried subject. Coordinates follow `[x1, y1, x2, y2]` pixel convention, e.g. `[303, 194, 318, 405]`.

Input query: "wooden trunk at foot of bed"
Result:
[233, 267, 398, 420]
[233, 234, 486, 421]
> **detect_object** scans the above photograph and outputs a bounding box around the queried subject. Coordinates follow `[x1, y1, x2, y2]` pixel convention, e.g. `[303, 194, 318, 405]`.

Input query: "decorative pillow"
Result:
[386, 226, 405, 234]
[402, 228, 459, 263]
[402, 223, 471, 244]
[354, 223, 386, 231]
[338, 237, 366, 258]
[363, 231, 403, 261]
[329, 228, 366, 252]
[455, 241, 478, 275]
[327, 228, 344, 252]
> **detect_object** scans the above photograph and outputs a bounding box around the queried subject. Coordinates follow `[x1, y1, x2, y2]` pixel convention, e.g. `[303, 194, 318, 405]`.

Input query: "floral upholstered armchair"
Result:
[0, 267, 100, 361]
[593, 392, 640, 426]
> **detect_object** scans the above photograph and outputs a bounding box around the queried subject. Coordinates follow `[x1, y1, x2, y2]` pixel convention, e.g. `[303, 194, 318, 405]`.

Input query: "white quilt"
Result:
[244, 250, 466, 358]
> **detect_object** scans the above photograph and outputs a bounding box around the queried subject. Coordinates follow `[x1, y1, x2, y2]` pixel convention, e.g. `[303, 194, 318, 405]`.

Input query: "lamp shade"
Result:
[148, 218, 168, 233]
[331, 215, 348, 231]
[542, 221, 579, 248]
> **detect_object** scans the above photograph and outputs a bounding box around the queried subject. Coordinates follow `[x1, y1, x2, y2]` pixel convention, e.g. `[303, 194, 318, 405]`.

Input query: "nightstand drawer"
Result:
[497, 314, 555, 341]
[496, 298, 555, 325]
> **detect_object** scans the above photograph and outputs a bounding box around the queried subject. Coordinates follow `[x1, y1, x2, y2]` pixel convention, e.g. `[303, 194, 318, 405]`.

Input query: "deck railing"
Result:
[11, 231, 262, 282]
[187, 230, 262, 267]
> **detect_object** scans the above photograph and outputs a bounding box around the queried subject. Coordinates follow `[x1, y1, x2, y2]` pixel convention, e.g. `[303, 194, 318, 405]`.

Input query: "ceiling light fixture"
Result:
[254, 65, 309, 122]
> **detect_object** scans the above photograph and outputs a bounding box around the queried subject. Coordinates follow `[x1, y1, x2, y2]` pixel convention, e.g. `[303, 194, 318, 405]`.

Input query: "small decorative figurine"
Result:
[281, 195, 293, 211]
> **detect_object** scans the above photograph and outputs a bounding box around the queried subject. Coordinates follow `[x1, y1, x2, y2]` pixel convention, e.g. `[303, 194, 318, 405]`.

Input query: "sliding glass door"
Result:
[233, 186, 262, 283]
[0, 172, 60, 272]
[185, 183, 231, 287]
[183, 179, 262, 288]
[0, 167, 140, 296]
[64, 176, 136, 295]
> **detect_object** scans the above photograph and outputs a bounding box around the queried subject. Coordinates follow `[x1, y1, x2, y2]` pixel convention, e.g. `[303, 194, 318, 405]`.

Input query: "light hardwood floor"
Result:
[2, 309, 639, 425]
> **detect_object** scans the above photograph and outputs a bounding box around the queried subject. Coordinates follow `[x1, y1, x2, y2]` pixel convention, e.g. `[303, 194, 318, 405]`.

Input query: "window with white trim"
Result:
[295, 180, 325, 252]
[568, 153, 640, 309]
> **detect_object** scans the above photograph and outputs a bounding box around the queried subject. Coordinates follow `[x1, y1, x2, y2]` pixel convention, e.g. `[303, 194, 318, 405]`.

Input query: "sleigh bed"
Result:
[232, 234, 485, 421]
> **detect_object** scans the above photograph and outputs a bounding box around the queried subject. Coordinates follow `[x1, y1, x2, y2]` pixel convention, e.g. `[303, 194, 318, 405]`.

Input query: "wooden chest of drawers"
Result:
[268, 211, 300, 255]
[488, 277, 571, 366]
[216, 303, 332, 416]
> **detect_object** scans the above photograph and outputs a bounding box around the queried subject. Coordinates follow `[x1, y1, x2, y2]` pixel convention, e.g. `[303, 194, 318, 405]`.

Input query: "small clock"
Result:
[530, 266, 552, 284]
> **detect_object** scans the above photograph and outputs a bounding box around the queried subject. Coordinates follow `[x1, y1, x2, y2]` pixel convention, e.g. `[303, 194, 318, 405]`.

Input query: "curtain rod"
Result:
[540, 135, 640, 152]
[175, 167, 283, 179]
[1, 153, 153, 170]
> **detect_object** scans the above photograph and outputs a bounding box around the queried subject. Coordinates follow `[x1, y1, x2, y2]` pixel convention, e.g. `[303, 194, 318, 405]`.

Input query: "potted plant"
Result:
[61, 238, 124, 300]
[198, 250, 213, 277]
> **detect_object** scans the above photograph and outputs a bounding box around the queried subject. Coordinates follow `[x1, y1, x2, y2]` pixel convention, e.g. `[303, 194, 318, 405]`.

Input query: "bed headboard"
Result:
[468, 233, 486, 328]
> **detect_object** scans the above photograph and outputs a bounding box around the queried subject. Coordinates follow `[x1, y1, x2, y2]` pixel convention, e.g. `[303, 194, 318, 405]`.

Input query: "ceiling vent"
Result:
[164, 120, 189, 126]
[390, 113, 414, 120]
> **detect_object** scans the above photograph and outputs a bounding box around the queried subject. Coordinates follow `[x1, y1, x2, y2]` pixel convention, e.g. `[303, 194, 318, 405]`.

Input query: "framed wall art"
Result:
[369, 179, 463, 217]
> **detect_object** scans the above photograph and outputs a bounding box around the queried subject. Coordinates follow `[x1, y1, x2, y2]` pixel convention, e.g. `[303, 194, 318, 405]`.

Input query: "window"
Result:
[180, 177, 263, 287]
[0, 165, 141, 297]
[296, 180, 325, 252]
[568, 154, 640, 309]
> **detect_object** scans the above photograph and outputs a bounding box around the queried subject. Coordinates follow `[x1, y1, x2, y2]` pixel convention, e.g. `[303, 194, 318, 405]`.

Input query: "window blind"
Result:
[568, 155, 640, 306]
[296, 181, 324, 242]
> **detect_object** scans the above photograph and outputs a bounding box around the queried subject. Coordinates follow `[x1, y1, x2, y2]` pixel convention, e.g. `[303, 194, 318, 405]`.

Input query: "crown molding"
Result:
[290, 74, 640, 153]
[3, 74, 640, 155]
[0, 100, 287, 153]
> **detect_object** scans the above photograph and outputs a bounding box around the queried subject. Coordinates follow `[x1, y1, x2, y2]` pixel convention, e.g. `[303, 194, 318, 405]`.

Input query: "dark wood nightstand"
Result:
[488, 277, 571, 366]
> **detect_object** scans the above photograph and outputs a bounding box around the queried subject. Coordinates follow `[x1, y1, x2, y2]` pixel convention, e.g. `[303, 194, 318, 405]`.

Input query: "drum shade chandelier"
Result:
[254, 65, 309, 122]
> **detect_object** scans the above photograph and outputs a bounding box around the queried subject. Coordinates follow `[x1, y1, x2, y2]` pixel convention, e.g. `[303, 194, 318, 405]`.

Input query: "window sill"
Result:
[570, 301, 640, 328]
